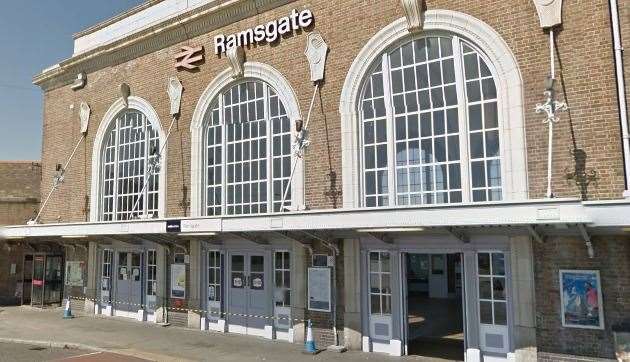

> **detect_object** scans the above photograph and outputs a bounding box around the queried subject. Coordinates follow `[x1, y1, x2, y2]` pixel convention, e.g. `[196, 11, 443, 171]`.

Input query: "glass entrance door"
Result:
[30, 255, 63, 307]
[227, 252, 268, 337]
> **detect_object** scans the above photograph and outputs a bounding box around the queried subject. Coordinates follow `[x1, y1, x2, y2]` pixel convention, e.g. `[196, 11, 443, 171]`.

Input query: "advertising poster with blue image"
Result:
[559, 270, 604, 329]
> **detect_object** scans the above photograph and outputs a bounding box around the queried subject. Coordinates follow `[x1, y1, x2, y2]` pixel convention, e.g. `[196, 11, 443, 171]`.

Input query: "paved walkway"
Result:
[0, 306, 443, 362]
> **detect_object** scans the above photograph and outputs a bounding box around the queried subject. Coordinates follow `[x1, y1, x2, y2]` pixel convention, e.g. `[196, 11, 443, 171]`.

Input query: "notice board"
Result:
[308, 267, 331, 312]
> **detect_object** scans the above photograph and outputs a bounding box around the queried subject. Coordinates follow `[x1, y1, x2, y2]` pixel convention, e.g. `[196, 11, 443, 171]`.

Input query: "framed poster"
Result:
[65, 261, 84, 287]
[171, 263, 186, 299]
[308, 267, 331, 312]
[559, 270, 604, 329]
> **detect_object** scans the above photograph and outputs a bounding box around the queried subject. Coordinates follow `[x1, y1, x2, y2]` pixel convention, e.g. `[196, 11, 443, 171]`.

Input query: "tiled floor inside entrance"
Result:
[407, 296, 464, 361]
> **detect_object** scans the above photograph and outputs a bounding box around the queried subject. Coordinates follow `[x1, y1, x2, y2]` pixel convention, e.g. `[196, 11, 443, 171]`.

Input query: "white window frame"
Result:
[101, 249, 113, 303]
[146, 249, 157, 309]
[190, 62, 304, 217]
[90, 96, 166, 222]
[368, 251, 392, 316]
[340, 11, 528, 209]
[203, 81, 293, 216]
[100, 110, 160, 221]
[358, 35, 503, 207]
[274, 250, 291, 308]
[207, 250, 222, 303]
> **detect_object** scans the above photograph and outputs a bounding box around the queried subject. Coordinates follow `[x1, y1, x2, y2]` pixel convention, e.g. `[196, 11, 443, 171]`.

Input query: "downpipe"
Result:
[609, 0, 630, 198]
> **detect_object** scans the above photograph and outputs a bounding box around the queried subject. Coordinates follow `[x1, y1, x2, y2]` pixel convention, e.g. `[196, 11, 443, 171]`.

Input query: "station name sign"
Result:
[214, 9, 314, 55]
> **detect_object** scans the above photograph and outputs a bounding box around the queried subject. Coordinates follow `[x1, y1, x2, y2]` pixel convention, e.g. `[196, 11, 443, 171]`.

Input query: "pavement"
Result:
[0, 306, 444, 362]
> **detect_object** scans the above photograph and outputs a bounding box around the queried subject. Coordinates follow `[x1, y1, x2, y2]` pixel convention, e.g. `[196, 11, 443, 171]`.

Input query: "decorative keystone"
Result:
[227, 46, 246, 79]
[401, 0, 426, 32]
[532, 0, 563, 29]
[167, 77, 183, 116]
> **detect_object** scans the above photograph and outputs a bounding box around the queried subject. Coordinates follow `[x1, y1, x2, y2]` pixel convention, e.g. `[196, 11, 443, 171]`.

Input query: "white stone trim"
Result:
[89, 96, 167, 222]
[340, 10, 528, 208]
[190, 62, 304, 217]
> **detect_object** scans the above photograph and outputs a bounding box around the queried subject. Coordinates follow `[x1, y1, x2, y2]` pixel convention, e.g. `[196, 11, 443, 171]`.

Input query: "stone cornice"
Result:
[34, 0, 296, 91]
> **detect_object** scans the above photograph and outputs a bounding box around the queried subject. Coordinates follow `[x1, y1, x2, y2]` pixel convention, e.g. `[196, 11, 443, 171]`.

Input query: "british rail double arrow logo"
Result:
[174, 45, 204, 70]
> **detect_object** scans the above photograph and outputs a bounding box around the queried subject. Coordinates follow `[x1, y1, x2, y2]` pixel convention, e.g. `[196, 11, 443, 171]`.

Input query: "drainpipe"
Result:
[610, 0, 630, 198]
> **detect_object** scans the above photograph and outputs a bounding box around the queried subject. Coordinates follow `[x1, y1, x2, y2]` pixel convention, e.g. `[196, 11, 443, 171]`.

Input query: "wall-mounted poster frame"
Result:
[559, 269, 604, 329]
[171, 263, 186, 299]
[308, 267, 331, 312]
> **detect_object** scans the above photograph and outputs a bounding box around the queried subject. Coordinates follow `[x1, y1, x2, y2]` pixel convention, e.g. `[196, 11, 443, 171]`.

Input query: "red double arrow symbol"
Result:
[174, 45, 204, 70]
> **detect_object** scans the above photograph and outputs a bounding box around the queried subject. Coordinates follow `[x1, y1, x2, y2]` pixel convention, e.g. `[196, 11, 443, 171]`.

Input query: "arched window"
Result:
[203, 80, 292, 216]
[100, 109, 160, 221]
[359, 35, 502, 207]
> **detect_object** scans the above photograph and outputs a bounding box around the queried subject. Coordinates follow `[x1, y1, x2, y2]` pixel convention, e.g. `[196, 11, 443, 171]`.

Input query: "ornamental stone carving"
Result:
[400, 0, 426, 32]
[304, 32, 329, 82]
[79, 102, 90, 134]
[167, 77, 183, 116]
[227, 45, 246, 79]
[120, 83, 131, 107]
[532, 0, 563, 28]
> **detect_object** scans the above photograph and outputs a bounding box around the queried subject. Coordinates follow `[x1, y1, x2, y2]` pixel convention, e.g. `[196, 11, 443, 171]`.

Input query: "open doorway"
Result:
[405, 253, 465, 360]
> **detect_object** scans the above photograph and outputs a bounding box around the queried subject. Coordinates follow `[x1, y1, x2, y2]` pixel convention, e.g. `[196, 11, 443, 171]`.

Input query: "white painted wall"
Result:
[73, 0, 215, 55]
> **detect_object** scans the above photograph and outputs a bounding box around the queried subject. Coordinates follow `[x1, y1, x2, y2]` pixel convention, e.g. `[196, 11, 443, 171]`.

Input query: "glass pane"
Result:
[478, 253, 490, 275]
[493, 277, 506, 300]
[250, 255, 264, 272]
[479, 277, 492, 299]
[471, 161, 486, 188]
[371, 294, 381, 315]
[492, 253, 505, 275]
[486, 130, 500, 157]
[469, 105, 482, 131]
[382, 294, 392, 314]
[231, 255, 244, 272]
[494, 302, 507, 325]
[484, 102, 498, 128]
[380, 253, 390, 273]
[480, 301, 493, 324]
[381, 274, 391, 293]
[470, 133, 484, 159]
[370, 273, 380, 293]
[369, 252, 379, 272]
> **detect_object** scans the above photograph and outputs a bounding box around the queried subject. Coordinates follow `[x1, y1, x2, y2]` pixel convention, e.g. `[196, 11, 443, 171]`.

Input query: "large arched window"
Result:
[100, 109, 160, 221]
[203, 80, 292, 216]
[359, 35, 502, 207]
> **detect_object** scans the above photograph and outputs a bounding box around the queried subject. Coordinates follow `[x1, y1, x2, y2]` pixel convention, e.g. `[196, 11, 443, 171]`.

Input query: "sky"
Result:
[0, 1, 144, 161]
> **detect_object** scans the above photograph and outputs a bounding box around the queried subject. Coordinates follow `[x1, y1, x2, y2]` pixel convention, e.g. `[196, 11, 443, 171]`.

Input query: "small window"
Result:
[369, 251, 392, 315]
[146, 250, 157, 298]
[477, 252, 507, 326]
[274, 251, 291, 307]
[208, 251, 222, 302]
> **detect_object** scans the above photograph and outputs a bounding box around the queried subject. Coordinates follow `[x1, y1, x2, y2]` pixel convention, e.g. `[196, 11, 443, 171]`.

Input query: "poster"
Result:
[308, 267, 331, 312]
[171, 264, 186, 299]
[65, 261, 84, 287]
[559, 270, 604, 329]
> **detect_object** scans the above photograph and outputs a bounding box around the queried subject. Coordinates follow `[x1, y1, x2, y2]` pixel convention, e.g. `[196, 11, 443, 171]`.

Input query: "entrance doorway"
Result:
[405, 253, 465, 360]
[115, 251, 142, 313]
[228, 252, 268, 337]
[28, 254, 63, 307]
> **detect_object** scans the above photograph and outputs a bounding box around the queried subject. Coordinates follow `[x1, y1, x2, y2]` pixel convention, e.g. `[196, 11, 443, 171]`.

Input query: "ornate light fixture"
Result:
[535, 76, 567, 198]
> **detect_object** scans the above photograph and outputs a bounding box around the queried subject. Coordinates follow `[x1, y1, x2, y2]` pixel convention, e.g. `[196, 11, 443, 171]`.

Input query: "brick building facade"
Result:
[0, 161, 41, 305]
[2, 0, 630, 361]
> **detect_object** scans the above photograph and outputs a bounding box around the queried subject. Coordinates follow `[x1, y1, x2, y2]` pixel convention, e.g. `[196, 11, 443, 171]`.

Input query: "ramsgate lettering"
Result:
[214, 9, 314, 55]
